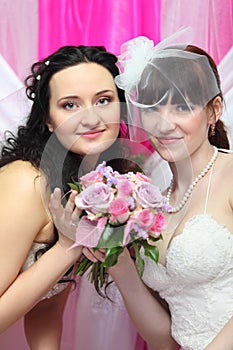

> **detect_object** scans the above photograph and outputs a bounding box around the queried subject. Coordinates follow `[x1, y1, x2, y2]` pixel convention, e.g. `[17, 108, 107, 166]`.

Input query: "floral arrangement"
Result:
[69, 162, 167, 293]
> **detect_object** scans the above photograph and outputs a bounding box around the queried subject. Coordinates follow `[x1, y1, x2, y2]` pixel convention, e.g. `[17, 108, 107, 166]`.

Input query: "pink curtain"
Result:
[0, 0, 38, 80]
[161, 0, 233, 64]
[38, 0, 161, 58]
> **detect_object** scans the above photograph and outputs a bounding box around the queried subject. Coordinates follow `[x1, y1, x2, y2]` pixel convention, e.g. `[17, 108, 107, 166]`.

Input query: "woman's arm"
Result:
[84, 247, 178, 350]
[0, 162, 82, 333]
[24, 285, 72, 350]
[204, 316, 233, 350]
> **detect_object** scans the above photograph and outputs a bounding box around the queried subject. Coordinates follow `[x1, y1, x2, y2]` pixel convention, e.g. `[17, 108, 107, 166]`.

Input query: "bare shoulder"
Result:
[219, 151, 233, 176]
[0, 160, 50, 224]
[0, 159, 40, 179]
[218, 151, 233, 204]
[0, 160, 48, 194]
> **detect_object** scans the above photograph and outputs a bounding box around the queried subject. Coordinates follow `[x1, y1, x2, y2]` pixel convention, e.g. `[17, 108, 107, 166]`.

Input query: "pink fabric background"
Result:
[38, 0, 161, 59]
[38, 0, 233, 63]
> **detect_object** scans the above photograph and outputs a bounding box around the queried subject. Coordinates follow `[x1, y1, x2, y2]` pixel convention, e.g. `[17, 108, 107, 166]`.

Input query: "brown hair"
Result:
[185, 45, 229, 149]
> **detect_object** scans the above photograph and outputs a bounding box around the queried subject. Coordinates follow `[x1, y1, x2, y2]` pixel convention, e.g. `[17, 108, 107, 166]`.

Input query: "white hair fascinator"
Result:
[115, 27, 192, 94]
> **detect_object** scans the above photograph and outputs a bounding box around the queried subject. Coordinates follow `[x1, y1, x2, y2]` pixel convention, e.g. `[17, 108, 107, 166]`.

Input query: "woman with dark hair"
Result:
[66, 33, 233, 349]
[0, 45, 146, 349]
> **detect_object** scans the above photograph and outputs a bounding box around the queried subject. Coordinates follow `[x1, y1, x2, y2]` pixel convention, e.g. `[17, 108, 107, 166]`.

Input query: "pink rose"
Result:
[109, 198, 130, 224]
[136, 209, 155, 229]
[150, 212, 166, 237]
[123, 209, 154, 245]
[135, 172, 152, 183]
[80, 170, 103, 187]
[75, 183, 114, 215]
[117, 179, 134, 197]
[134, 182, 165, 208]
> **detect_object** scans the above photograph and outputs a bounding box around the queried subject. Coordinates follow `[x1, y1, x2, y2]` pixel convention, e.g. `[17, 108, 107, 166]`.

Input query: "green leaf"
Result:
[103, 246, 124, 267]
[148, 233, 163, 242]
[141, 240, 159, 264]
[75, 257, 93, 276]
[97, 223, 124, 249]
[132, 241, 145, 277]
[87, 261, 108, 296]
[67, 180, 83, 193]
[99, 263, 106, 288]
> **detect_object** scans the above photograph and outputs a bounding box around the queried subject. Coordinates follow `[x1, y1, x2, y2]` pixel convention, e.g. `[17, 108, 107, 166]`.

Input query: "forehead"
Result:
[49, 62, 117, 96]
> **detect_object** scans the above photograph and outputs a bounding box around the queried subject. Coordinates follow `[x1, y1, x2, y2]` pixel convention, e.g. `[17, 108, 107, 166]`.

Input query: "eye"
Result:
[96, 97, 111, 106]
[63, 101, 79, 110]
[142, 105, 159, 114]
[176, 104, 195, 112]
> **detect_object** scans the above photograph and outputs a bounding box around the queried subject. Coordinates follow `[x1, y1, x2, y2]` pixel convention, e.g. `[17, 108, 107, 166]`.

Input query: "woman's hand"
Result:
[82, 246, 134, 277]
[49, 187, 81, 247]
[82, 247, 106, 263]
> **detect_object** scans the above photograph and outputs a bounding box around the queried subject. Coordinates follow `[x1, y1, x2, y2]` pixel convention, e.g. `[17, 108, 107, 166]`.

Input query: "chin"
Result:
[92, 139, 116, 154]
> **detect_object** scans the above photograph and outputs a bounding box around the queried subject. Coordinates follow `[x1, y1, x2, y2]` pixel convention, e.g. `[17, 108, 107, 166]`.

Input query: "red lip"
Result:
[79, 130, 104, 139]
[157, 137, 182, 145]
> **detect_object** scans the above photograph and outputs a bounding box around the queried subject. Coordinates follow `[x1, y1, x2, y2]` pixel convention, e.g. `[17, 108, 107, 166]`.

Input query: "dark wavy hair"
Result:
[0, 46, 131, 287]
[0, 45, 128, 182]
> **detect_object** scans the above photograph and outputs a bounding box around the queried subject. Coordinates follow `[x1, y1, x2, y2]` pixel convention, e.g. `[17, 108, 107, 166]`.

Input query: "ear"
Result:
[208, 96, 222, 124]
[46, 121, 54, 132]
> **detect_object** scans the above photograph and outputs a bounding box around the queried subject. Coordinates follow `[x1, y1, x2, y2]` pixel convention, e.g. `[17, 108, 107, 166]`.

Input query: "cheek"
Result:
[141, 118, 157, 136]
[109, 122, 120, 136]
[104, 107, 121, 135]
[184, 117, 207, 137]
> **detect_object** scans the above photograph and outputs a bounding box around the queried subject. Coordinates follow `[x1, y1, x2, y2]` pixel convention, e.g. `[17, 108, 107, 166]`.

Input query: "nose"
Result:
[80, 106, 101, 128]
[148, 109, 175, 135]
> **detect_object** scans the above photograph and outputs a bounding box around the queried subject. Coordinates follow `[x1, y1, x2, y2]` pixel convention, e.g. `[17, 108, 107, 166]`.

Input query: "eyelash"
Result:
[63, 102, 77, 110]
[176, 104, 195, 112]
[142, 104, 195, 115]
[96, 97, 112, 106]
[62, 97, 112, 110]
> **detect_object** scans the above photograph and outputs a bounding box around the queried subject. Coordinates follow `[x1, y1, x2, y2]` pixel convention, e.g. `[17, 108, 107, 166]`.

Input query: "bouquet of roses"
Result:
[69, 162, 167, 293]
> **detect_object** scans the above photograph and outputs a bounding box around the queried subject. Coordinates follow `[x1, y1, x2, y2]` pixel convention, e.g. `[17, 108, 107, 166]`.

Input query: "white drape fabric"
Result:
[0, 55, 31, 145]
[0, 0, 38, 80]
[161, 0, 233, 65]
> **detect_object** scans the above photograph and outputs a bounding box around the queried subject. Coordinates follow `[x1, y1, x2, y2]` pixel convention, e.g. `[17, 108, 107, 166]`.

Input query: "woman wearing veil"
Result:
[50, 28, 233, 349]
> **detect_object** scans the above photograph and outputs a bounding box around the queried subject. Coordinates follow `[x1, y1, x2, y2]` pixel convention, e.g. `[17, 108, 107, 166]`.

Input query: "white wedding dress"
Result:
[141, 163, 233, 350]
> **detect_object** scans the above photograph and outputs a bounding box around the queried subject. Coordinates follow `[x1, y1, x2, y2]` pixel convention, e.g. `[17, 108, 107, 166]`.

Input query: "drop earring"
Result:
[210, 123, 216, 136]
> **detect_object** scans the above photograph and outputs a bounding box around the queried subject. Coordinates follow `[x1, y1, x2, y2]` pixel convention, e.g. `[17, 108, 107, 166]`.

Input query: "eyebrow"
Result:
[57, 89, 115, 102]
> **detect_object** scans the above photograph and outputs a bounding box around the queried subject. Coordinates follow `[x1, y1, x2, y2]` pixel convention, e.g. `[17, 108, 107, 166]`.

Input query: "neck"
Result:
[166, 145, 218, 214]
[79, 153, 100, 175]
[169, 144, 216, 189]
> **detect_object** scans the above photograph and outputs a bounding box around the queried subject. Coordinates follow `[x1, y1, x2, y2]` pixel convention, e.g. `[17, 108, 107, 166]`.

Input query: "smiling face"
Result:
[140, 97, 221, 162]
[136, 55, 222, 163]
[47, 62, 120, 157]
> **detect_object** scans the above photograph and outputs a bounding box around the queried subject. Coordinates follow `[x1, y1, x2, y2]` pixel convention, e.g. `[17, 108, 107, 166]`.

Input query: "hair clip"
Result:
[31, 92, 36, 99]
[44, 60, 50, 66]
[36, 74, 41, 81]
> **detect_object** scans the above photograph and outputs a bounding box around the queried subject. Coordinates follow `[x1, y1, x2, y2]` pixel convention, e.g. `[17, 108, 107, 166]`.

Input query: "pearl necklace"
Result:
[166, 146, 218, 213]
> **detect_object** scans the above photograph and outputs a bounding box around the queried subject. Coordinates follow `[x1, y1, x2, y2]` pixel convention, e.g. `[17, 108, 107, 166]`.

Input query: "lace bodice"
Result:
[141, 214, 233, 350]
[21, 242, 72, 299]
